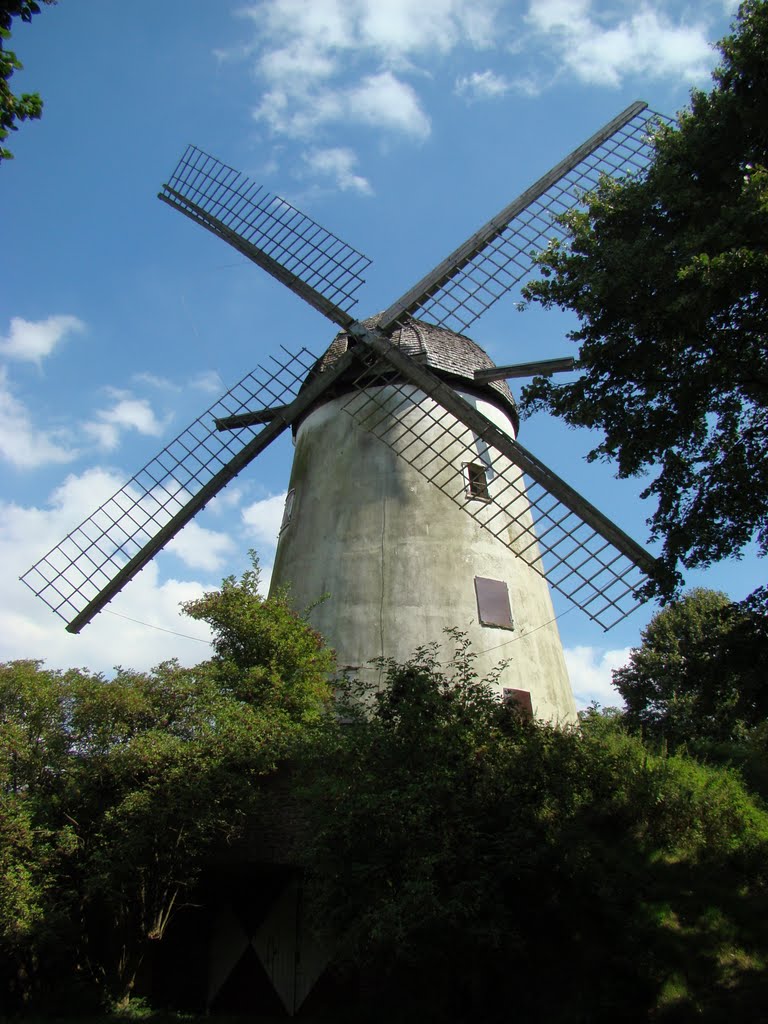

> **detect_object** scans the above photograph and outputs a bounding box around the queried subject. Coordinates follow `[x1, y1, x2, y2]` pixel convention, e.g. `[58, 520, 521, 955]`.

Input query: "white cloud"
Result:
[254, 71, 430, 141]
[357, 0, 497, 54]
[231, 0, 725, 190]
[2, 467, 214, 675]
[242, 492, 287, 548]
[84, 394, 167, 452]
[455, 69, 511, 100]
[189, 370, 224, 395]
[305, 147, 373, 194]
[240, 0, 496, 156]
[528, 0, 590, 34]
[509, 74, 543, 97]
[245, 0, 353, 52]
[245, 0, 499, 62]
[348, 71, 431, 138]
[0, 366, 76, 468]
[526, 1, 713, 87]
[132, 372, 180, 392]
[208, 485, 246, 514]
[167, 520, 236, 572]
[259, 42, 339, 85]
[0, 314, 85, 365]
[564, 644, 630, 710]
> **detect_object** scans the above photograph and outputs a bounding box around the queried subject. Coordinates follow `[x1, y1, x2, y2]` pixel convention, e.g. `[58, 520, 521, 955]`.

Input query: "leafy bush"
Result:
[299, 641, 768, 1023]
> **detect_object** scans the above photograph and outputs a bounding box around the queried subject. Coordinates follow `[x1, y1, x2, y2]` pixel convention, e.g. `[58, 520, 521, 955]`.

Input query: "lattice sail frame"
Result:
[378, 104, 666, 335]
[341, 359, 646, 630]
[22, 347, 320, 629]
[160, 145, 371, 317]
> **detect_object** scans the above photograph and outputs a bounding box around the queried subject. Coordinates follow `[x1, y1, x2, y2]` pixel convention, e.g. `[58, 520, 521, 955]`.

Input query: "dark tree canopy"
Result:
[613, 587, 768, 746]
[0, 1, 55, 162]
[299, 639, 768, 1023]
[2, 611, 768, 1019]
[522, 0, 768, 591]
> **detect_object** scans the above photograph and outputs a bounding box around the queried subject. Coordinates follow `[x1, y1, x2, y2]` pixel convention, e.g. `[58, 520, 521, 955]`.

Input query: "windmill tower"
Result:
[270, 317, 576, 721]
[22, 101, 662, 727]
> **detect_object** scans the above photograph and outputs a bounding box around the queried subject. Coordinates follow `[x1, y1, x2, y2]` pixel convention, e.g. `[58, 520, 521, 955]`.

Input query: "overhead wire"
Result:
[105, 609, 212, 644]
[476, 603, 578, 656]
[104, 604, 579, 660]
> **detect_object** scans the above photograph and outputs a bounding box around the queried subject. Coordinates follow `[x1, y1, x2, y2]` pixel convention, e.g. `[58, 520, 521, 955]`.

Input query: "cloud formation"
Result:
[227, 0, 725, 191]
[304, 147, 373, 194]
[254, 68, 431, 141]
[564, 644, 630, 710]
[83, 391, 168, 452]
[189, 370, 225, 395]
[455, 70, 512, 100]
[0, 314, 85, 365]
[230, 0, 501, 187]
[527, 0, 713, 87]
[167, 520, 236, 572]
[242, 492, 287, 548]
[1, 468, 215, 674]
[0, 367, 75, 468]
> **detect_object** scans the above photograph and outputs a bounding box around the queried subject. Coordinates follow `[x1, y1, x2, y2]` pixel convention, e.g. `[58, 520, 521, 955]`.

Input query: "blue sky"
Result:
[2, 0, 760, 707]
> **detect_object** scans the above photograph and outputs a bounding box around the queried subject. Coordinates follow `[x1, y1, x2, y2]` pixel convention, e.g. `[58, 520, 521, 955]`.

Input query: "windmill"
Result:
[22, 100, 663, 728]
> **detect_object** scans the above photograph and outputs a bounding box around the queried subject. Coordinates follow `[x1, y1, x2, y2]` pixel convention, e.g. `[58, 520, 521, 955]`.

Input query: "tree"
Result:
[613, 588, 768, 747]
[0, 558, 335, 1011]
[67, 660, 279, 1003]
[0, 1, 55, 161]
[76, 565, 332, 1005]
[180, 552, 335, 724]
[522, 0, 768, 590]
[0, 661, 83, 1010]
[299, 637, 768, 1023]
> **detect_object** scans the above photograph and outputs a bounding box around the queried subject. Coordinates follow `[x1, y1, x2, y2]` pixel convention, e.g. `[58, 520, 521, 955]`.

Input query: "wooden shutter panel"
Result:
[474, 577, 513, 629]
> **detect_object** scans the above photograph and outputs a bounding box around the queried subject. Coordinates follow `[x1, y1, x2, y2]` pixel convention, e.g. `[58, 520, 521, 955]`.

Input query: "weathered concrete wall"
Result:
[270, 384, 577, 726]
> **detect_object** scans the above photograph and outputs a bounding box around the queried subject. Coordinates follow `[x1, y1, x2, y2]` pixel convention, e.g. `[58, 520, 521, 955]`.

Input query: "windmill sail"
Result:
[376, 102, 665, 335]
[21, 347, 357, 633]
[342, 335, 658, 629]
[159, 146, 370, 328]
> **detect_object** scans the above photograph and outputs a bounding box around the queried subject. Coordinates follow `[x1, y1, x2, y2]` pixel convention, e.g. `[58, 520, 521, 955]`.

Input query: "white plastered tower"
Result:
[270, 319, 577, 726]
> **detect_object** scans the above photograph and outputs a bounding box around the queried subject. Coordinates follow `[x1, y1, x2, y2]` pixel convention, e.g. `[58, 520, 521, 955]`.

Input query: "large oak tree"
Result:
[522, 0, 768, 592]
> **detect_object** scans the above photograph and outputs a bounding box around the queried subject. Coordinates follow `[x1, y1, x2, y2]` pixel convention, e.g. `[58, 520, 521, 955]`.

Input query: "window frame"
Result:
[463, 461, 491, 501]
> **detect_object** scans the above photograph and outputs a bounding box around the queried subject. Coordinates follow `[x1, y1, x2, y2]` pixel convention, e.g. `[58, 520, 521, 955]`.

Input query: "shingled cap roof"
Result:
[300, 316, 519, 433]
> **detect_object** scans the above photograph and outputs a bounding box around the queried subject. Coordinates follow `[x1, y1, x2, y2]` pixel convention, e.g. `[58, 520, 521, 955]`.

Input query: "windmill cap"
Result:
[299, 316, 519, 434]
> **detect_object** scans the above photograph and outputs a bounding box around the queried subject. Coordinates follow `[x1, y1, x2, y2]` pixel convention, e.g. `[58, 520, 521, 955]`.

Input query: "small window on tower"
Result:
[280, 489, 295, 533]
[474, 577, 514, 630]
[503, 688, 533, 720]
[463, 462, 490, 501]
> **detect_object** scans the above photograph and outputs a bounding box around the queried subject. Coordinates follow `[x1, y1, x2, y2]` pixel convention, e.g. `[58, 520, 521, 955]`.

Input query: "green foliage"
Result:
[181, 552, 334, 722]
[0, 661, 77, 945]
[0, 797, 48, 943]
[0, 0, 55, 161]
[613, 588, 768, 747]
[67, 660, 282, 999]
[300, 642, 768, 1023]
[521, 0, 768, 590]
[0, 558, 335, 1011]
[4, 564, 766, 1021]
